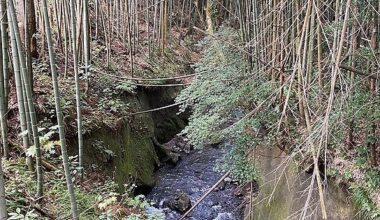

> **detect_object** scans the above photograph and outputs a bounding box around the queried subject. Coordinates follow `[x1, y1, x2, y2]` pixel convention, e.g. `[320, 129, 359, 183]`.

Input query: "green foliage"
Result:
[364, 170, 380, 190]
[322, 84, 380, 217]
[345, 86, 380, 130]
[93, 140, 116, 161]
[3, 158, 158, 219]
[126, 214, 142, 220]
[217, 144, 258, 182]
[326, 168, 338, 177]
[8, 208, 38, 220]
[176, 27, 281, 182]
[355, 145, 370, 169]
[98, 87, 130, 115]
[351, 186, 380, 219]
[99, 210, 115, 220]
[125, 195, 151, 209]
[125, 212, 165, 220]
[177, 27, 247, 146]
[116, 81, 137, 94]
[146, 47, 191, 78]
[176, 24, 380, 219]
[208, 0, 219, 21]
[24, 125, 60, 158]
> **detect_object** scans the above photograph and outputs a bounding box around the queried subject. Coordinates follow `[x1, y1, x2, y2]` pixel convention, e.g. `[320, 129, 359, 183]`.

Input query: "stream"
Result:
[147, 146, 244, 220]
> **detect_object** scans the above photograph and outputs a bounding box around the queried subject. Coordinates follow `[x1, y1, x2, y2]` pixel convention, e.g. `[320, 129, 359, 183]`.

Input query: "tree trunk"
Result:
[9, 0, 43, 196]
[0, 20, 8, 158]
[72, 0, 84, 180]
[41, 0, 79, 218]
[27, 0, 37, 58]
[0, 2, 8, 215]
[0, 0, 9, 118]
[0, 154, 6, 220]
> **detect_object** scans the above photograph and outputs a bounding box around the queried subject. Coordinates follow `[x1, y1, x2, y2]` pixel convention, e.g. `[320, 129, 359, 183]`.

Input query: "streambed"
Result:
[147, 146, 244, 220]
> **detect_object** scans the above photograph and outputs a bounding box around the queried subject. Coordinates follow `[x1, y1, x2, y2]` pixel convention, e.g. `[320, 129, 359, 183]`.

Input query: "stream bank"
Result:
[68, 87, 187, 192]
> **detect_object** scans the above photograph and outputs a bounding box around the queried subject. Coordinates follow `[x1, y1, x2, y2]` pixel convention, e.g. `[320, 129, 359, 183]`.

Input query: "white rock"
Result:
[213, 212, 235, 220]
[224, 177, 233, 183]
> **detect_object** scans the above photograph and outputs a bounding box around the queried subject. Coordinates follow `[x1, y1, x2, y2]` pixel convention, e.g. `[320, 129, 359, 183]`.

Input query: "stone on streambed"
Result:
[163, 136, 193, 153]
[165, 193, 192, 213]
[166, 151, 181, 165]
[153, 137, 182, 166]
[224, 177, 233, 183]
[214, 180, 226, 192]
[157, 146, 181, 165]
[213, 212, 236, 220]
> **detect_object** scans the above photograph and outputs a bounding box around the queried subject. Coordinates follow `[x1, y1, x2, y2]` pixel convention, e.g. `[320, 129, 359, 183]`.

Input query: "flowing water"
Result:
[147, 146, 244, 220]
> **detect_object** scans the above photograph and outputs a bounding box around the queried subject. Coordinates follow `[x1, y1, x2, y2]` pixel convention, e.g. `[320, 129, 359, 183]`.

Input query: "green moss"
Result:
[252, 158, 295, 220]
[81, 91, 160, 192]
[251, 147, 357, 220]
[72, 88, 186, 193]
[83, 122, 158, 191]
[113, 126, 158, 189]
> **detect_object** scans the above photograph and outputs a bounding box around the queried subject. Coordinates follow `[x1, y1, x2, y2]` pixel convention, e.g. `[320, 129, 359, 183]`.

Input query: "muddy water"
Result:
[147, 147, 244, 220]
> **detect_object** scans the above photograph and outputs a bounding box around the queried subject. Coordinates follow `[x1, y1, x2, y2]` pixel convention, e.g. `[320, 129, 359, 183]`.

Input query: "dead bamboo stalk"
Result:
[178, 171, 231, 220]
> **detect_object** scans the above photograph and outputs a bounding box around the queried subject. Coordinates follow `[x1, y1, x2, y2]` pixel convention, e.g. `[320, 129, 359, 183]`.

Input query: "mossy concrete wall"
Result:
[83, 123, 159, 191]
[69, 88, 186, 192]
[249, 147, 356, 220]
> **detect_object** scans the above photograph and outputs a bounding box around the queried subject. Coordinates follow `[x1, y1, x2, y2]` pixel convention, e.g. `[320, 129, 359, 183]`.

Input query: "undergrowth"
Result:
[176, 27, 268, 182]
[3, 159, 164, 219]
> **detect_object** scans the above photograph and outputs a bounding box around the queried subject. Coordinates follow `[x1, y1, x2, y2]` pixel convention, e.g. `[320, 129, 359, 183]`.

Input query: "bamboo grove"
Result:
[0, 0, 378, 219]
[0, 0, 220, 219]
[176, 0, 380, 218]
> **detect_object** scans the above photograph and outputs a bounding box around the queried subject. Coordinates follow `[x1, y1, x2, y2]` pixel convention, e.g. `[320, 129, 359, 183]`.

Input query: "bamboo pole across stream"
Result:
[178, 171, 231, 220]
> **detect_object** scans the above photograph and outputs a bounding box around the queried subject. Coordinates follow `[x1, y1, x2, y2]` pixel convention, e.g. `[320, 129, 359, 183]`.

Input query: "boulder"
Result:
[153, 137, 182, 165]
[214, 181, 226, 192]
[166, 193, 192, 213]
